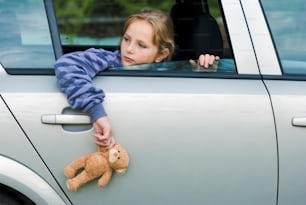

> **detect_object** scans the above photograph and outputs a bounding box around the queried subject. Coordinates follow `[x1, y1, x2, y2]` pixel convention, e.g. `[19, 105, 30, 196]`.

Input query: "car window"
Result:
[54, 0, 236, 74]
[0, 0, 56, 69]
[260, 0, 306, 75]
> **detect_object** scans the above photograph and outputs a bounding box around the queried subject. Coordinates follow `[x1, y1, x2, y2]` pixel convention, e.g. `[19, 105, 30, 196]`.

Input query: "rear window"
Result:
[260, 0, 306, 75]
[0, 0, 56, 69]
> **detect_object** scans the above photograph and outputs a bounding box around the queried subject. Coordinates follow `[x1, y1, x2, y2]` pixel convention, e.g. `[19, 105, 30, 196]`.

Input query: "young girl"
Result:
[55, 9, 219, 149]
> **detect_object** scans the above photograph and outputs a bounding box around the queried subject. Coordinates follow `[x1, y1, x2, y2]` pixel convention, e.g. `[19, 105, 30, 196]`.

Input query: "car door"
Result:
[1, 0, 278, 204]
[246, 0, 306, 204]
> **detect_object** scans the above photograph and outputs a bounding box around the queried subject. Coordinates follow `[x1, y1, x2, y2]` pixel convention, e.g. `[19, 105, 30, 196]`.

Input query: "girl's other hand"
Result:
[197, 54, 220, 68]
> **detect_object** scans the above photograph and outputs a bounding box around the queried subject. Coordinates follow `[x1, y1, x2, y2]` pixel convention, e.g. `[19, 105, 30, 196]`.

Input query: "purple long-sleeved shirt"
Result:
[54, 48, 122, 122]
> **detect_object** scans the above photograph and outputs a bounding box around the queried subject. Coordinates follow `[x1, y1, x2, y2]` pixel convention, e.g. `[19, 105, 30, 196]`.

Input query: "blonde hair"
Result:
[122, 9, 175, 61]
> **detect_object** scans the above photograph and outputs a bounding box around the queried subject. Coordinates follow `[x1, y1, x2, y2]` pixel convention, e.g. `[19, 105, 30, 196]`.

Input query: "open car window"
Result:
[54, 0, 236, 74]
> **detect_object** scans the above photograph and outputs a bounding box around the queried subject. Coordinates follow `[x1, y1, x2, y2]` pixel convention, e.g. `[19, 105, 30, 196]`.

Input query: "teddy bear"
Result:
[64, 143, 129, 191]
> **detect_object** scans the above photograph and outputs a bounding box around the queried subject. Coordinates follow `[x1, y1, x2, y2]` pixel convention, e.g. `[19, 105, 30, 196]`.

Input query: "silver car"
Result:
[0, 0, 305, 204]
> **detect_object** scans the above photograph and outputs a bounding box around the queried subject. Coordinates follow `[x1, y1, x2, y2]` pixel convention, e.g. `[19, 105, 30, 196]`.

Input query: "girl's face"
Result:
[120, 19, 168, 66]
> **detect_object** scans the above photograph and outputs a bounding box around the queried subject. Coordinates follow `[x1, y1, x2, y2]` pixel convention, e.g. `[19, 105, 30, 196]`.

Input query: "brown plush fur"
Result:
[64, 144, 129, 191]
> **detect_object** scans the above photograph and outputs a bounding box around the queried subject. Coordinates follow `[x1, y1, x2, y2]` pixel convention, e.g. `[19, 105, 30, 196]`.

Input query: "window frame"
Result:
[6, 0, 264, 80]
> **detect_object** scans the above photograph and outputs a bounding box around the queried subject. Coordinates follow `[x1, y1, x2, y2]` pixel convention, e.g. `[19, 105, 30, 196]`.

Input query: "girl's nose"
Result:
[127, 43, 134, 54]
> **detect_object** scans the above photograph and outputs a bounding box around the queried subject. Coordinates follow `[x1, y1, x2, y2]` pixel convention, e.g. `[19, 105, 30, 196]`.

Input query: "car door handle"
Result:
[292, 117, 306, 127]
[41, 114, 91, 125]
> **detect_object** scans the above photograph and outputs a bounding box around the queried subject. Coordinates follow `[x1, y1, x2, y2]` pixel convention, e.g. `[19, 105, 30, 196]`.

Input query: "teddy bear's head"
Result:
[107, 144, 129, 174]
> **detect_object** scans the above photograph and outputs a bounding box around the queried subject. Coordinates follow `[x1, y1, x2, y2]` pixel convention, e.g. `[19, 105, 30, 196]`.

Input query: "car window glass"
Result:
[260, 0, 306, 75]
[0, 0, 55, 69]
[54, 0, 236, 74]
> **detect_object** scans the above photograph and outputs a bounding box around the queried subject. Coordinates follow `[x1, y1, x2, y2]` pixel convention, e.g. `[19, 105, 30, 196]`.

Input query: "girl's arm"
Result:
[54, 48, 121, 122]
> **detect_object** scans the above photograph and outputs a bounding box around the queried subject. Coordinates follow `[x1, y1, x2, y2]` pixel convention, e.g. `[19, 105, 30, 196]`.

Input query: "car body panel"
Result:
[0, 87, 69, 204]
[264, 80, 306, 204]
[2, 74, 278, 204]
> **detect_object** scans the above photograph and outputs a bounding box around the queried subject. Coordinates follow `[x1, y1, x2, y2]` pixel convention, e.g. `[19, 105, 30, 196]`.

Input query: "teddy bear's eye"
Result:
[118, 150, 120, 153]
[118, 157, 120, 160]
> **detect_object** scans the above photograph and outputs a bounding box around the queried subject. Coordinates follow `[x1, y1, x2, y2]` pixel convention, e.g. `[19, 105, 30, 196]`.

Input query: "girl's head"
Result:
[120, 9, 175, 66]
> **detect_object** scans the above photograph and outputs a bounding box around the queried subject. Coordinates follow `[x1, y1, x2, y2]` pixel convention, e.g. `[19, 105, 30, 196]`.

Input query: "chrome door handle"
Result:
[41, 114, 91, 125]
[292, 117, 306, 127]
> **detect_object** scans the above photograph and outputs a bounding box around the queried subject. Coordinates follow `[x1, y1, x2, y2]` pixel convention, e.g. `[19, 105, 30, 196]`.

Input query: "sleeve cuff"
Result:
[89, 103, 107, 123]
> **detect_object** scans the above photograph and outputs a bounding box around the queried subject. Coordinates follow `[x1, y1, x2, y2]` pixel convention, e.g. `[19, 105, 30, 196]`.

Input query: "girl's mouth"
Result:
[123, 56, 135, 64]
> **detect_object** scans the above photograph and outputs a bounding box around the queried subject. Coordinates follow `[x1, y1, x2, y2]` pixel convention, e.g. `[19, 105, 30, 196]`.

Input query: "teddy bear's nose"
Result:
[114, 152, 119, 157]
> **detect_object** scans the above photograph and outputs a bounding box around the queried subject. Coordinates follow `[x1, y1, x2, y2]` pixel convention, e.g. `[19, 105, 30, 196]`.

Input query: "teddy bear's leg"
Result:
[66, 178, 79, 192]
[97, 170, 113, 187]
[64, 155, 90, 178]
[66, 170, 96, 191]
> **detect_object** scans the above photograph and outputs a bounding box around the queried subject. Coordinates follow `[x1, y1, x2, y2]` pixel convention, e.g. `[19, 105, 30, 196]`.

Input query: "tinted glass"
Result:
[261, 0, 306, 75]
[0, 0, 55, 69]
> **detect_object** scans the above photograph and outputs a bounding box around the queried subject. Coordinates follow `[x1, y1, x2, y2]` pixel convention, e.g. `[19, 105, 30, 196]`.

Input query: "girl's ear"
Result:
[155, 48, 170, 63]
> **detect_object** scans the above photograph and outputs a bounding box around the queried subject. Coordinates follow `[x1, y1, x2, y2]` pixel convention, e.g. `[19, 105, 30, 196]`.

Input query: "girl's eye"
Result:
[123, 36, 129, 42]
[139, 43, 146, 48]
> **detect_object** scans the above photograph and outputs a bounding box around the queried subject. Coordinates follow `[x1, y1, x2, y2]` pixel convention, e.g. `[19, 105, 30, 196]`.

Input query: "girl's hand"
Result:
[93, 116, 115, 150]
[197, 54, 220, 68]
[189, 54, 220, 72]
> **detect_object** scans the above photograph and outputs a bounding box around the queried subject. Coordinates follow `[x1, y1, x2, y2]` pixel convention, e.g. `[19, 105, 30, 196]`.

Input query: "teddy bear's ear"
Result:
[116, 168, 127, 174]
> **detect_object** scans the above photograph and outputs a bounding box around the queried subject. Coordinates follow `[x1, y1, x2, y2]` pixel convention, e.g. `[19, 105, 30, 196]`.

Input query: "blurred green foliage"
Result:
[53, 0, 222, 42]
[53, 0, 172, 18]
[53, 0, 220, 18]
[53, 0, 173, 40]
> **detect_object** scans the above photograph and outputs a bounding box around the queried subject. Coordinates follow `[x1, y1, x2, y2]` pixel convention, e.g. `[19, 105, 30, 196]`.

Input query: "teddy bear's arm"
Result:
[97, 169, 113, 187]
